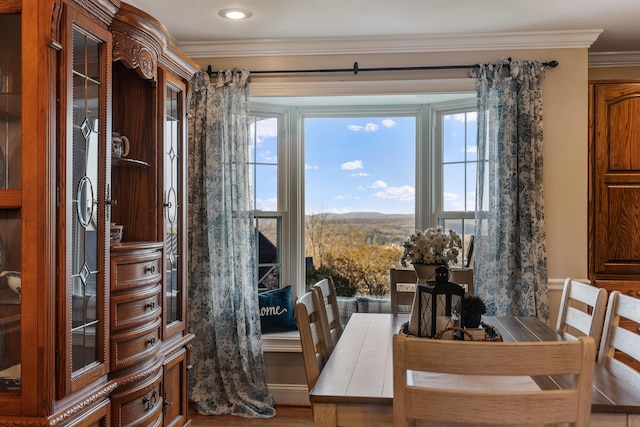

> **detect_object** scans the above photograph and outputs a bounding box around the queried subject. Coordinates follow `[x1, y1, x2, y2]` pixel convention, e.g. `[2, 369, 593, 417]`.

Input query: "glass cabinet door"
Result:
[163, 80, 186, 338]
[70, 26, 102, 374]
[0, 13, 21, 395]
[62, 11, 110, 394]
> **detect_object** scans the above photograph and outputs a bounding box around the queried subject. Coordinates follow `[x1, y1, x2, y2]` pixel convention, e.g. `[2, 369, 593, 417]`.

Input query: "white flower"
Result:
[400, 226, 462, 267]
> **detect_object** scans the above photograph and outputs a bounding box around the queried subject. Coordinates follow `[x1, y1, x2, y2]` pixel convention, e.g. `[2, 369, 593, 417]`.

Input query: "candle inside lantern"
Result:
[436, 316, 454, 339]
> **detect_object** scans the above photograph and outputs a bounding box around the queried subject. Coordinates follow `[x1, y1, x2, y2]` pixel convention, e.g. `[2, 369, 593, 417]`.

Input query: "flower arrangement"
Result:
[400, 226, 462, 266]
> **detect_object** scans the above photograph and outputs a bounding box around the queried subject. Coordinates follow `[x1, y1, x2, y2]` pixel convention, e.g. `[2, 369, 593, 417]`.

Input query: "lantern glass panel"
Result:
[416, 279, 464, 338]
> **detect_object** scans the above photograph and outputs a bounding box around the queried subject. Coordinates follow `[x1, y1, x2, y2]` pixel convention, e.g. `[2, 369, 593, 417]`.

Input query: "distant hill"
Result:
[305, 211, 416, 246]
[319, 212, 414, 221]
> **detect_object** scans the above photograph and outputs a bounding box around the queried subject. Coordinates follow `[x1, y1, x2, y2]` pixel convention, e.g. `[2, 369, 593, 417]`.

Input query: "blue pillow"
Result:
[258, 285, 297, 333]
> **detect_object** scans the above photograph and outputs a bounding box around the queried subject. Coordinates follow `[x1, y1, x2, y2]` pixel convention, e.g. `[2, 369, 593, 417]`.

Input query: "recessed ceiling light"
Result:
[218, 8, 253, 20]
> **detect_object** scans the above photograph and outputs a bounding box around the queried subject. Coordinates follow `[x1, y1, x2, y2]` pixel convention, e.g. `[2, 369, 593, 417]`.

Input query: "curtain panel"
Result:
[187, 69, 275, 418]
[473, 59, 550, 321]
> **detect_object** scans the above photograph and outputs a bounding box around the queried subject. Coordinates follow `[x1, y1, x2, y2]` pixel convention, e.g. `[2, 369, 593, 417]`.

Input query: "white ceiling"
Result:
[128, 0, 640, 58]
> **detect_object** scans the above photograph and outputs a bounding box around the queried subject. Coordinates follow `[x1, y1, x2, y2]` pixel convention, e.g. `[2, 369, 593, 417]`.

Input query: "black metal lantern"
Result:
[416, 265, 465, 338]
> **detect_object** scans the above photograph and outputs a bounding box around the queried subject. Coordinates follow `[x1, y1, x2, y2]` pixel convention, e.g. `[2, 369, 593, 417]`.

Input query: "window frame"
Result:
[248, 107, 291, 290]
[250, 96, 478, 298]
[432, 99, 480, 268]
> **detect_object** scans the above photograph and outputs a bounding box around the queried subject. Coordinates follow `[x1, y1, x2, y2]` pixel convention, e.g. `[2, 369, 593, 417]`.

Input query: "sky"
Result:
[304, 116, 415, 215]
[251, 112, 477, 215]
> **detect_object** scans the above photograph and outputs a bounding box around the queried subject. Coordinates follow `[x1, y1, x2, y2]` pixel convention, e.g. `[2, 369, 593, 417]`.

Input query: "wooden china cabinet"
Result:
[588, 81, 640, 369]
[0, 0, 198, 426]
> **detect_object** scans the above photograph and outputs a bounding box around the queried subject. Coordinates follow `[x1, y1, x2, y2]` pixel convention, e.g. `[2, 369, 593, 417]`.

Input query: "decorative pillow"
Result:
[258, 285, 297, 333]
[356, 296, 392, 314]
[336, 297, 358, 327]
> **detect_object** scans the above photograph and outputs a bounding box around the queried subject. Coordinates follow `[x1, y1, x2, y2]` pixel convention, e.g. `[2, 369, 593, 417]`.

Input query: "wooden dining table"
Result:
[309, 313, 640, 427]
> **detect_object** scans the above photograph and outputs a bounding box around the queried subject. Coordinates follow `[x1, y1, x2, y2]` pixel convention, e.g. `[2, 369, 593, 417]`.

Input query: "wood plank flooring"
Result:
[190, 404, 313, 426]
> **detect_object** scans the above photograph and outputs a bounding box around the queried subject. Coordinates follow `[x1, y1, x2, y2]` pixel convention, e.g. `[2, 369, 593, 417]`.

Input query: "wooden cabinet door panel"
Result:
[162, 348, 188, 427]
[593, 83, 640, 275]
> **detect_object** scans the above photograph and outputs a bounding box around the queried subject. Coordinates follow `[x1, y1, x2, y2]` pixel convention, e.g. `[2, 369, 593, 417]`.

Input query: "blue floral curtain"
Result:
[187, 69, 275, 418]
[473, 59, 549, 321]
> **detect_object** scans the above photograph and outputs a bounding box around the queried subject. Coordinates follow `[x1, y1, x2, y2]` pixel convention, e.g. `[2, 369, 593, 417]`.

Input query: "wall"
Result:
[195, 48, 588, 403]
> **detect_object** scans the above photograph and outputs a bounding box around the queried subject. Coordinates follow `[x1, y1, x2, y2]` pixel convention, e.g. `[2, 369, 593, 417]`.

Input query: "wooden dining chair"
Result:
[313, 276, 343, 347]
[295, 289, 333, 390]
[389, 268, 417, 315]
[393, 334, 596, 426]
[556, 278, 608, 346]
[597, 290, 640, 387]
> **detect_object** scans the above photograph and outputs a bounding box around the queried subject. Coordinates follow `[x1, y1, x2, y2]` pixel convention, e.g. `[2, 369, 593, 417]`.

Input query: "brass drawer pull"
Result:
[146, 337, 157, 346]
[145, 302, 155, 310]
[164, 399, 173, 408]
[142, 391, 158, 411]
[145, 265, 156, 274]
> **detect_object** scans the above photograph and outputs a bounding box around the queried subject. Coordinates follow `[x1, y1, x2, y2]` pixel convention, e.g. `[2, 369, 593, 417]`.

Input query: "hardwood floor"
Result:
[190, 404, 313, 426]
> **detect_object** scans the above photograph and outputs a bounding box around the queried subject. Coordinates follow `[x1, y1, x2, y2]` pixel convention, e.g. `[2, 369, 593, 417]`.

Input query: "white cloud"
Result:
[373, 185, 415, 201]
[255, 197, 277, 211]
[251, 117, 278, 143]
[443, 192, 459, 201]
[341, 160, 364, 170]
[466, 146, 478, 154]
[335, 194, 359, 200]
[305, 163, 318, 170]
[259, 150, 277, 163]
[348, 123, 379, 132]
[351, 172, 369, 177]
[444, 112, 477, 123]
[371, 180, 388, 189]
[328, 207, 354, 214]
[381, 119, 396, 128]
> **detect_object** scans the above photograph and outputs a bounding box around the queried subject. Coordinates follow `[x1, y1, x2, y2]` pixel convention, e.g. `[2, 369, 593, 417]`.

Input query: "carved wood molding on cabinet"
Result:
[49, 0, 63, 49]
[114, 355, 164, 388]
[47, 381, 118, 426]
[72, 0, 119, 26]
[112, 31, 158, 82]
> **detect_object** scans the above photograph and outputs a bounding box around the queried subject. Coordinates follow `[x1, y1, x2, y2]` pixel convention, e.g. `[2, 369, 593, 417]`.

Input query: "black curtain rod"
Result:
[206, 60, 558, 76]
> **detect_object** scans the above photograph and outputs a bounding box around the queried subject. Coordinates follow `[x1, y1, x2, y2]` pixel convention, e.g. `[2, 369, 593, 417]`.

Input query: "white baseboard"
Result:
[267, 383, 310, 405]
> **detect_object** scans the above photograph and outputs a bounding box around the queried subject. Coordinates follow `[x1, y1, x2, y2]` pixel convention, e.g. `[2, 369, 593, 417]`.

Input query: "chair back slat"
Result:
[314, 277, 343, 346]
[393, 334, 596, 426]
[597, 291, 640, 390]
[389, 269, 417, 315]
[556, 278, 608, 345]
[296, 289, 332, 390]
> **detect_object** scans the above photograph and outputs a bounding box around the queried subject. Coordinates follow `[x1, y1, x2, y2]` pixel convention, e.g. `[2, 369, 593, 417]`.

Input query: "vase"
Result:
[413, 263, 450, 283]
[463, 312, 482, 328]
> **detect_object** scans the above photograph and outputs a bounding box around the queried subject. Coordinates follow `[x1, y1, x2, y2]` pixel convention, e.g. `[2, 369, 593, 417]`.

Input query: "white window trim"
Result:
[251, 79, 477, 299]
[431, 98, 479, 220]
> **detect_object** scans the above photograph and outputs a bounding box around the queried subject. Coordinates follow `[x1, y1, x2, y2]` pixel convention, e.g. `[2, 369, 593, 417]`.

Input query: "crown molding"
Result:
[178, 29, 603, 58]
[588, 51, 640, 68]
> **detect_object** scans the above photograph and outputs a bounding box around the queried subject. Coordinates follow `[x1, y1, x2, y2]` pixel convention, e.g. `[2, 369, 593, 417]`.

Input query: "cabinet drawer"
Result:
[112, 366, 163, 427]
[112, 284, 162, 331]
[111, 317, 162, 371]
[112, 251, 163, 292]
